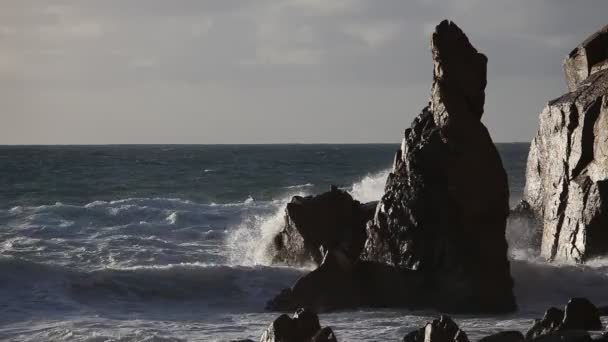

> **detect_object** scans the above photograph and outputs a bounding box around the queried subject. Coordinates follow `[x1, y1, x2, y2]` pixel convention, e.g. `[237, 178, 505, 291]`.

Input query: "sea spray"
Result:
[225, 170, 390, 266]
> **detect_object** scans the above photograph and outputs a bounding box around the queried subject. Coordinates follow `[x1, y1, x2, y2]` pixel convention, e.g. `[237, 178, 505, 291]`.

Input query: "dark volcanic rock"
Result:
[362, 19, 516, 313]
[272, 186, 376, 265]
[526, 307, 565, 340]
[402, 316, 469, 342]
[523, 23, 608, 263]
[526, 298, 603, 341]
[266, 249, 424, 312]
[260, 308, 323, 342]
[562, 298, 602, 331]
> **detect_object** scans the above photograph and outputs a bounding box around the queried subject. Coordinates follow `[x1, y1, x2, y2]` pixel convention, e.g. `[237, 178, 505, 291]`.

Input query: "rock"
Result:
[266, 249, 424, 312]
[292, 308, 321, 341]
[259, 309, 324, 342]
[479, 331, 524, 342]
[526, 298, 603, 341]
[530, 331, 592, 342]
[362, 19, 516, 313]
[562, 298, 602, 331]
[272, 186, 376, 266]
[266, 249, 361, 312]
[523, 23, 608, 263]
[311, 327, 338, 342]
[260, 314, 297, 342]
[526, 307, 565, 340]
[402, 316, 469, 342]
[564, 24, 608, 92]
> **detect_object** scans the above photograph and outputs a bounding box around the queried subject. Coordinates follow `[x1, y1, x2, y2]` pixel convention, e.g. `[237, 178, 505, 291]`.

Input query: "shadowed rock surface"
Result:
[523, 23, 608, 263]
[362, 19, 515, 313]
[402, 315, 469, 342]
[526, 298, 603, 340]
[272, 186, 376, 266]
[266, 249, 424, 312]
[259, 309, 336, 342]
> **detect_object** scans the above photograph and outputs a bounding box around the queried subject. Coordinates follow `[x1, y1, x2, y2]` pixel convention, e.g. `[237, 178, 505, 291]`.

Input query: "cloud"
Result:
[2, 0, 608, 143]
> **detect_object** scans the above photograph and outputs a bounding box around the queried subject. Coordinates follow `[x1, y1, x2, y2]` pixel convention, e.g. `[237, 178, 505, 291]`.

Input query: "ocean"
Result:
[1, 144, 607, 341]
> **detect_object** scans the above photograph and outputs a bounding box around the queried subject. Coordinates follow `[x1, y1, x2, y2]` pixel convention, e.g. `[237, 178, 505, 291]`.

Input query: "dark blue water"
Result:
[0, 144, 528, 208]
[6, 143, 607, 342]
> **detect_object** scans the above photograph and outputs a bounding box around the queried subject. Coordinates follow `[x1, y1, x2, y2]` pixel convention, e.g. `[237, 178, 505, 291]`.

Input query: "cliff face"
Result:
[363, 20, 515, 313]
[523, 24, 608, 263]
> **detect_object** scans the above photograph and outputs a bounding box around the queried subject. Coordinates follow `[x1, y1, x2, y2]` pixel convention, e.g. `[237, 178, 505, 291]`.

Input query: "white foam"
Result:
[349, 169, 389, 203]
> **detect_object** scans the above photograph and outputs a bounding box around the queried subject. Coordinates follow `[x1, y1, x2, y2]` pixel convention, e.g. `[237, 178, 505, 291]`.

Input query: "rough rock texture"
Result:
[523, 23, 608, 263]
[526, 307, 565, 340]
[562, 298, 602, 331]
[402, 316, 469, 342]
[266, 249, 424, 312]
[259, 308, 324, 342]
[526, 299, 603, 340]
[272, 186, 376, 265]
[362, 19, 515, 313]
[564, 24, 608, 92]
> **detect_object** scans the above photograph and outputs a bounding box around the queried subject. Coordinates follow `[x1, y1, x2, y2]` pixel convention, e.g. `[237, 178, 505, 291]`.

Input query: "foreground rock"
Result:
[523, 24, 608, 263]
[402, 315, 469, 342]
[526, 298, 603, 339]
[272, 186, 376, 265]
[259, 308, 336, 342]
[362, 19, 515, 313]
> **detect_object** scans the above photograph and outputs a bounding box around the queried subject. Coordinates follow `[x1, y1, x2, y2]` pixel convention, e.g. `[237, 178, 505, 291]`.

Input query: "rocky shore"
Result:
[236, 297, 607, 342]
[241, 18, 608, 342]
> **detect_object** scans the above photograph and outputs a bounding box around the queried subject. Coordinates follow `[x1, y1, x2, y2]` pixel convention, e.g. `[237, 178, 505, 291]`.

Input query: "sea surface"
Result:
[1, 144, 608, 341]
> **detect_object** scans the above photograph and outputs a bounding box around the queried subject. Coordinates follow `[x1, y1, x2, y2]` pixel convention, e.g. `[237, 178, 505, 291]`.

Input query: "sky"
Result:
[1, 0, 607, 144]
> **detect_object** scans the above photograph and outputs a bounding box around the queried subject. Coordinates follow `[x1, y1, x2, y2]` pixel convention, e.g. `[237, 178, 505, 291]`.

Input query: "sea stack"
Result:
[363, 20, 516, 313]
[522, 24, 608, 263]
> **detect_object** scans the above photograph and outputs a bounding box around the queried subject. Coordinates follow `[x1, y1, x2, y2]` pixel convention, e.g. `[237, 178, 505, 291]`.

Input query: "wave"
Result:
[0, 256, 304, 310]
[349, 169, 389, 203]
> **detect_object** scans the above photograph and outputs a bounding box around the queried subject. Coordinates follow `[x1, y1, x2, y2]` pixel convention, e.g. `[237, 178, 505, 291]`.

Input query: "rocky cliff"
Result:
[523, 24, 608, 263]
[362, 20, 516, 313]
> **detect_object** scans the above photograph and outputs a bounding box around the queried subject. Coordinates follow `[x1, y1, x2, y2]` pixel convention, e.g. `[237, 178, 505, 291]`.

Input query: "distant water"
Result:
[1, 144, 608, 342]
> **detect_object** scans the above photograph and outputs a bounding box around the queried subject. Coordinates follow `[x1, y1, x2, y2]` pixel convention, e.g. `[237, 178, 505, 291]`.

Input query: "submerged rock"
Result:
[272, 186, 376, 266]
[362, 19, 515, 313]
[523, 23, 608, 263]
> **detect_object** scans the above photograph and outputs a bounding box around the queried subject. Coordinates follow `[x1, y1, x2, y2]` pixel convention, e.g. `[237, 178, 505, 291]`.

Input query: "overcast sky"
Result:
[1, 0, 607, 144]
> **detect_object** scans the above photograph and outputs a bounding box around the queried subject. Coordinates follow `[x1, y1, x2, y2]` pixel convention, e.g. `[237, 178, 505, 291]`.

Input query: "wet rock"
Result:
[523, 23, 608, 263]
[259, 308, 324, 342]
[266, 250, 361, 312]
[260, 314, 297, 342]
[362, 19, 516, 313]
[402, 316, 469, 342]
[564, 24, 608, 92]
[562, 298, 602, 331]
[311, 327, 338, 342]
[526, 307, 565, 340]
[479, 331, 524, 342]
[272, 186, 376, 266]
[526, 298, 603, 341]
[266, 249, 424, 312]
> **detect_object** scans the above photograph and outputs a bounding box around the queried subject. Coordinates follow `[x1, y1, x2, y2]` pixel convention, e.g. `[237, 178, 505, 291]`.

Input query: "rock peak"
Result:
[430, 20, 487, 124]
